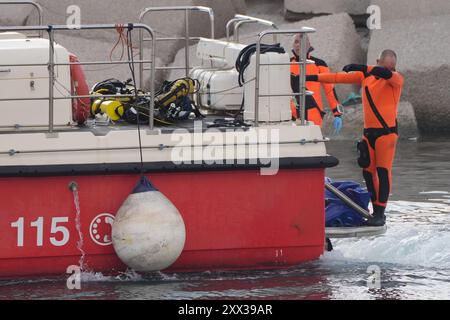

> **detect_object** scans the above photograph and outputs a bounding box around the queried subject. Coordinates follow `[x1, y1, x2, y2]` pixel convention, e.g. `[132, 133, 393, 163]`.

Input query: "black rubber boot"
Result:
[325, 238, 333, 252]
[366, 204, 386, 226]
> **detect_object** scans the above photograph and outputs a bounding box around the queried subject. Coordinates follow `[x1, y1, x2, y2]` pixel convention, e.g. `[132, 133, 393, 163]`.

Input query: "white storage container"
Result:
[191, 68, 243, 111]
[0, 34, 72, 128]
[196, 38, 245, 69]
[243, 51, 291, 123]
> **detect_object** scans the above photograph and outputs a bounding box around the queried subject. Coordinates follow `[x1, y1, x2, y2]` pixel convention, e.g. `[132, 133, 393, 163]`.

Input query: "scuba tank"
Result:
[154, 77, 203, 124]
[89, 77, 202, 125]
[154, 78, 197, 108]
[91, 100, 125, 121]
[90, 78, 139, 122]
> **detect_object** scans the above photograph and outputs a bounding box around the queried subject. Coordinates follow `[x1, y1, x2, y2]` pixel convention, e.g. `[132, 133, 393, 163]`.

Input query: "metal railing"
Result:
[254, 28, 316, 126]
[0, 24, 156, 132]
[3, 138, 330, 156]
[226, 15, 278, 43]
[0, 1, 44, 37]
[138, 6, 215, 88]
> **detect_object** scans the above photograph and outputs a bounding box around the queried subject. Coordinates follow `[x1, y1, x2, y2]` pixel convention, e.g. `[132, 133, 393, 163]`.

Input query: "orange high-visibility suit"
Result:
[310, 65, 404, 222]
[290, 52, 342, 125]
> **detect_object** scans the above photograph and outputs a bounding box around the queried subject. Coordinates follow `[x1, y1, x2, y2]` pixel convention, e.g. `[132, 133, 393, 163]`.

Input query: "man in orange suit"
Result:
[290, 34, 344, 134]
[307, 50, 404, 226]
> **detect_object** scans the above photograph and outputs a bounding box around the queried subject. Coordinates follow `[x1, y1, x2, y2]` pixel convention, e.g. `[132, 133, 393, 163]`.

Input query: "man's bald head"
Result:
[377, 49, 398, 71]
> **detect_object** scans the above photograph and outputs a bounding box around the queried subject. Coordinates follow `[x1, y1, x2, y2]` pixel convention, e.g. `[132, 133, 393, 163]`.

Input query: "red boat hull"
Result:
[0, 168, 325, 277]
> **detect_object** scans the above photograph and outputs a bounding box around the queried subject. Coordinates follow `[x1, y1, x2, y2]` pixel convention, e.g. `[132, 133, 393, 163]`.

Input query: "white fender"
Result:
[112, 176, 186, 272]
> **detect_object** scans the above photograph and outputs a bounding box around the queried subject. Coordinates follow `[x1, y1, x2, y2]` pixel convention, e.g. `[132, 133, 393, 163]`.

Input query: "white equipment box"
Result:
[243, 51, 291, 122]
[191, 68, 243, 111]
[192, 37, 291, 122]
[0, 33, 72, 128]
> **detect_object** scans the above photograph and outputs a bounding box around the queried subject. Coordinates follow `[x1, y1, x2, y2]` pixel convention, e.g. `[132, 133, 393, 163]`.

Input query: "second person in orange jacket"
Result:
[306, 49, 404, 226]
[290, 34, 344, 134]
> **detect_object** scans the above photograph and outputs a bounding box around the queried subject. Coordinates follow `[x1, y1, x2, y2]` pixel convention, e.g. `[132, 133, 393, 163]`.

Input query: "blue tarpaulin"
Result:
[325, 178, 371, 227]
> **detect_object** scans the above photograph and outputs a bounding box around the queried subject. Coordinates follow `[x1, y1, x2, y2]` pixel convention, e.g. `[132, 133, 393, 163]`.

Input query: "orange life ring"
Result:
[69, 54, 90, 125]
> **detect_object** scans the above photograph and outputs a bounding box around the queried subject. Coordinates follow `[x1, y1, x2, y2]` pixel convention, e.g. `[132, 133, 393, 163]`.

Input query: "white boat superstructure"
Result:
[0, 5, 327, 176]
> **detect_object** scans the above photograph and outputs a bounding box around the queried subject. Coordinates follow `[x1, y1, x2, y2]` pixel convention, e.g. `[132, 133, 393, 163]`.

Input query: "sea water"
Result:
[0, 139, 448, 300]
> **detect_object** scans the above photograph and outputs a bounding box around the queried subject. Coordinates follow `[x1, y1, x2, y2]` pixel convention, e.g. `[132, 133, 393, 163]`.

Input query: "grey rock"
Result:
[169, 13, 365, 105]
[279, 13, 365, 103]
[368, 14, 450, 134]
[245, 0, 287, 26]
[230, 0, 247, 14]
[19, 0, 246, 88]
[167, 43, 199, 81]
[54, 33, 163, 89]
[0, 0, 35, 25]
[284, 0, 370, 15]
[371, 0, 450, 21]
[36, 0, 243, 45]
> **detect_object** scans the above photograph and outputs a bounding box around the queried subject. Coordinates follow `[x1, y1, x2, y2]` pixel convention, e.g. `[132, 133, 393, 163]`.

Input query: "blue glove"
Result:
[333, 116, 343, 135]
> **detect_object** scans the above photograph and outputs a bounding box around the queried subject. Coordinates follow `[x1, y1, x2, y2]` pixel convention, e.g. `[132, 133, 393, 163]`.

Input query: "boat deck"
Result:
[0, 112, 259, 136]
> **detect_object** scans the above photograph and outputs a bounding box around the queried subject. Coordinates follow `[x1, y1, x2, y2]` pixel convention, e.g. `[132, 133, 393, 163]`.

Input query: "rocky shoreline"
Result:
[1, 0, 449, 137]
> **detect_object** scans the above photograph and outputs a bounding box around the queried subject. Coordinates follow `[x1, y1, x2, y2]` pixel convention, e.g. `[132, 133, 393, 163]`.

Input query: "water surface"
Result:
[1, 139, 449, 300]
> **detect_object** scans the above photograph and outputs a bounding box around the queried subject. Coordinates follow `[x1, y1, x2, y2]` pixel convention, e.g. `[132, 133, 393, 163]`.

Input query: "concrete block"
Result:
[36, 0, 196, 63]
[36, 0, 241, 42]
[371, 0, 450, 21]
[194, 0, 246, 38]
[322, 101, 419, 140]
[0, 0, 35, 25]
[231, 0, 247, 14]
[167, 43, 199, 81]
[241, 13, 364, 102]
[368, 14, 450, 135]
[245, 0, 287, 26]
[54, 33, 163, 89]
[169, 13, 365, 105]
[36, 0, 242, 89]
[284, 0, 370, 15]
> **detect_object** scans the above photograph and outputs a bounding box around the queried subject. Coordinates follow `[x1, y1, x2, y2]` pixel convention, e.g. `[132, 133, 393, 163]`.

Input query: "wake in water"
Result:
[79, 269, 143, 283]
[323, 198, 450, 269]
[71, 186, 86, 271]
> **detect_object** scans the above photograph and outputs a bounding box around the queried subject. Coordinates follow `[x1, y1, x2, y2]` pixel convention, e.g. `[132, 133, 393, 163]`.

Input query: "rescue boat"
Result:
[0, 5, 339, 277]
